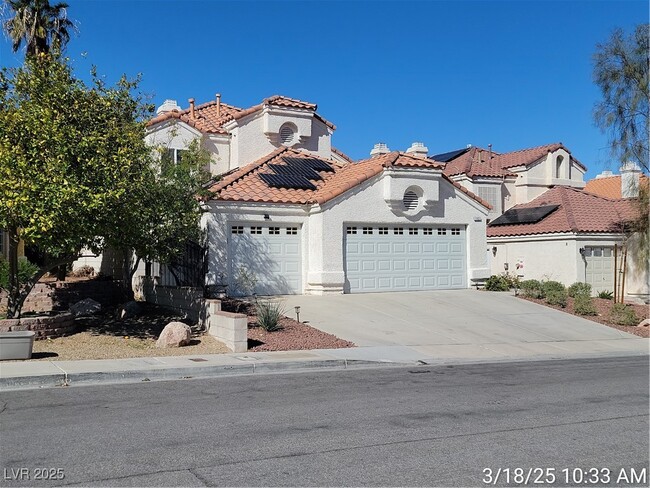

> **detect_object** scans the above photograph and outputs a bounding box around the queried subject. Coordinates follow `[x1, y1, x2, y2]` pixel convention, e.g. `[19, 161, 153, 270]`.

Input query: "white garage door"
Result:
[228, 224, 302, 296]
[344, 225, 466, 293]
[584, 246, 614, 294]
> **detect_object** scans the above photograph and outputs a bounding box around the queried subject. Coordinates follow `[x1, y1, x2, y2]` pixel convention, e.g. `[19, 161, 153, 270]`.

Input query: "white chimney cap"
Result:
[156, 99, 182, 115]
[620, 161, 641, 173]
[406, 142, 429, 156]
[595, 170, 614, 179]
[370, 143, 391, 157]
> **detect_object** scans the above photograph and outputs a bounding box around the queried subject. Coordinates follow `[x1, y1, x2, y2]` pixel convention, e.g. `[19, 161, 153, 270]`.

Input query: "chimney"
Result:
[620, 161, 641, 198]
[406, 142, 429, 158]
[477, 149, 482, 164]
[370, 143, 391, 157]
[216, 93, 221, 117]
[488, 144, 492, 160]
[189, 98, 195, 119]
[595, 170, 614, 179]
[155, 99, 181, 115]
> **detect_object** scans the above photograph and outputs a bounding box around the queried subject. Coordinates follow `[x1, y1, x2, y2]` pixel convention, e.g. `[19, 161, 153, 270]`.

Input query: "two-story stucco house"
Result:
[144, 95, 492, 295]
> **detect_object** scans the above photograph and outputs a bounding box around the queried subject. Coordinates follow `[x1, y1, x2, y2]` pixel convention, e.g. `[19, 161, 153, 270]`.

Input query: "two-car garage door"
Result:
[345, 224, 466, 293]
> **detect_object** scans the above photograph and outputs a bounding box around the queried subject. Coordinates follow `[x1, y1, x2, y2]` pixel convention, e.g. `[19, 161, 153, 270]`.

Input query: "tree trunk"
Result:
[6, 226, 20, 319]
[121, 248, 136, 302]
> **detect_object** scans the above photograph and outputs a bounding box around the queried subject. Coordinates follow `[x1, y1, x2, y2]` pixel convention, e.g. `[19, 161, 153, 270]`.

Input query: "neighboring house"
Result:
[584, 162, 648, 199]
[486, 185, 648, 301]
[435, 143, 586, 220]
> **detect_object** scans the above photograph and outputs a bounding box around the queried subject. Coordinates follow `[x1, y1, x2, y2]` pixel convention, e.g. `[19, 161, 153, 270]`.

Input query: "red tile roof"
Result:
[443, 143, 585, 179]
[584, 174, 649, 199]
[487, 186, 638, 237]
[210, 148, 491, 208]
[146, 95, 335, 134]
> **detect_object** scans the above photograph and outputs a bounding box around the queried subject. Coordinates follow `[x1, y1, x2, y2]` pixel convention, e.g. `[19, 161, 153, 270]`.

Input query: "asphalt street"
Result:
[0, 357, 648, 487]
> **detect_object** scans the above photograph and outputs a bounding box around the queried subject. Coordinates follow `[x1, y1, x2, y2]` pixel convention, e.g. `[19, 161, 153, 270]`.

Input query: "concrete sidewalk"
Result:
[1, 338, 647, 391]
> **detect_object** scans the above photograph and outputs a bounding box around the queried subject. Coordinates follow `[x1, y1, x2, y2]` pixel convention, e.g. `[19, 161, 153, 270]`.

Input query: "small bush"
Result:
[545, 289, 568, 308]
[541, 280, 565, 298]
[609, 303, 639, 326]
[574, 295, 598, 315]
[485, 274, 510, 291]
[0, 257, 40, 291]
[568, 282, 592, 298]
[520, 279, 543, 298]
[598, 290, 614, 300]
[255, 300, 286, 332]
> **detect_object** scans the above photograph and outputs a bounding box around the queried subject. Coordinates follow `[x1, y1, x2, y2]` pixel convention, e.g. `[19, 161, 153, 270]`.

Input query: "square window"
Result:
[423, 228, 433, 235]
[286, 227, 298, 235]
[394, 227, 404, 235]
[438, 228, 447, 235]
[250, 226, 262, 234]
[346, 227, 357, 235]
[269, 227, 280, 235]
[378, 227, 389, 235]
[231, 226, 244, 234]
[362, 227, 373, 235]
[451, 228, 461, 235]
[408, 228, 418, 235]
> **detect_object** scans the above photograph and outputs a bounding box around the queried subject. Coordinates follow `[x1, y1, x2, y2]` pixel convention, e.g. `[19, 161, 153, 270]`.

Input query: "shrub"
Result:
[574, 295, 598, 315]
[541, 280, 565, 298]
[568, 282, 592, 298]
[255, 300, 286, 332]
[609, 303, 639, 326]
[520, 279, 543, 298]
[485, 274, 510, 291]
[545, 289, 568, 308]
[0, 257, 40, 291]
[598, 290, 614, 300]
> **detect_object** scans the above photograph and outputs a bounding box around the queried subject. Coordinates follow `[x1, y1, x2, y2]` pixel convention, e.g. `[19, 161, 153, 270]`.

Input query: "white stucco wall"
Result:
[227, 109, 333, 169]
[488, 233, 647, 299]
[207, 169, 490, 295]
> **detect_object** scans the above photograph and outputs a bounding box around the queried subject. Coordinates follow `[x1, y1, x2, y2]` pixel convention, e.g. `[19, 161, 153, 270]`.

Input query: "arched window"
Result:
[555, 155, 564, 179]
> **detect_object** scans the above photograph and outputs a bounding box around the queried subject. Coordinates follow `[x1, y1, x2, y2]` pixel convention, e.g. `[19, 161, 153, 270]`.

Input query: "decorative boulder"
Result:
[70, 298, 102, 317]
[156, 321, 192, 348]
[117, 301, 140, 320]
[638, 318, 650, 328]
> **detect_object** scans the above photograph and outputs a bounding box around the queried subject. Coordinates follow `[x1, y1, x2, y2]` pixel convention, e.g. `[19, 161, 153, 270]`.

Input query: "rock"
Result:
[117, 301, 140, 320]
[638, 318, 650, 327]
[70, 298, 102, 317]
[156, 321, 192, 348]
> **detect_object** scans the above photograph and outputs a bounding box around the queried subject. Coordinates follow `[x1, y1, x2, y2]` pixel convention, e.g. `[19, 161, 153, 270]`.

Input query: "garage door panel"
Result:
[345, 225, 466, 293]
[585, 246, 614, 294]
[229, 225, 302, 296]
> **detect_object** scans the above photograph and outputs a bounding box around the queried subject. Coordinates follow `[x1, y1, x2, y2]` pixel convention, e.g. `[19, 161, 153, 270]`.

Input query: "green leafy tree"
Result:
[593, 24, 650, 264]
[593, 24, 649, 172]
[0, 53, 153, 318]
[107, 137, 212, 299]
[3, 0, 75, 57]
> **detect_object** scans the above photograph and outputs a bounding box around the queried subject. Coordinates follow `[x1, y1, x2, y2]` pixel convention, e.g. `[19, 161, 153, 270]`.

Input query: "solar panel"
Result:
[268, 163, 323, 180]
[489, 205, 559, 226]
[281, 157, 334, 172]
[260, 173, 317, 190]
[430, 148, 470, 162]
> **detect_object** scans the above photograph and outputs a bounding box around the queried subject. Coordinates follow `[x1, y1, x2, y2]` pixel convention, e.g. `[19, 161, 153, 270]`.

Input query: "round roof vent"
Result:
[403, 190, 419, 210]
[280, 124, 296, 145]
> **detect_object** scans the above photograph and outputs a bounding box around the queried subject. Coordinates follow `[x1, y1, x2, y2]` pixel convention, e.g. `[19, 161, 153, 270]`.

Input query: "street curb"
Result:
[0, 359, 400, 391]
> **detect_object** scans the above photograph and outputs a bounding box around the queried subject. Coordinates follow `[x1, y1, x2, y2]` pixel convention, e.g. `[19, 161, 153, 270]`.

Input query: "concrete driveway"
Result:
[282, 290, 648, 363]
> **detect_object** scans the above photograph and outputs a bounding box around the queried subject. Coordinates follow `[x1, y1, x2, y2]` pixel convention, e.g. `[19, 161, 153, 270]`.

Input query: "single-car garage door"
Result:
[228, 224, 302, 296]
[344, 224, 466, 293]
[584, 246, 614, 294]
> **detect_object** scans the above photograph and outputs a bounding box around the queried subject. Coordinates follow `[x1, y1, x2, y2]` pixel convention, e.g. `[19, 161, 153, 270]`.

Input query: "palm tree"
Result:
[3, 0, 75, 57]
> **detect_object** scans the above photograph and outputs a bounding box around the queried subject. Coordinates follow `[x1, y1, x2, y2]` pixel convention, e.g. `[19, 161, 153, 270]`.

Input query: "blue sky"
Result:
[1, 0, 647, 178]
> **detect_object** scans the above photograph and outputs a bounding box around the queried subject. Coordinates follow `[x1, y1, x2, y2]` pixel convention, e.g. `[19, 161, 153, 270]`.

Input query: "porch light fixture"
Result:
[579, 247, 586, 256]
[492, 246, 497, 256]
[264, 214, 270, 220]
